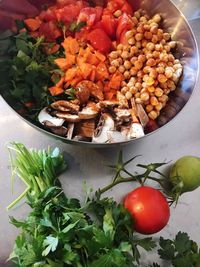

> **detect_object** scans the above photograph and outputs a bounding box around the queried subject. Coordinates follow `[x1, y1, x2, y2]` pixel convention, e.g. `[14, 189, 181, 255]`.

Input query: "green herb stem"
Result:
[7, 187, 30, 210]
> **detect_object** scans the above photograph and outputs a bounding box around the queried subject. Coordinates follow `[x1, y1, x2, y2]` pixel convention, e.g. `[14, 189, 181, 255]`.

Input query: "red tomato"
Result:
[39, 21, 62, 41]
[101, 13, 117, 38]
[39, 8, 57, 21]
[124, 186, 170, 234]
[106, 0, 133, 15]
[77, 7, 103, 28]
[119, 29, 129, 44]
[56, 5, 81, 23]
[87, 28, 112, 53]
[116, 13, 132, 39]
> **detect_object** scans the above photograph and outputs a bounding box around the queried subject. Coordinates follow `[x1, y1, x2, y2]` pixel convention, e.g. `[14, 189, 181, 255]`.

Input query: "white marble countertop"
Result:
[1, 1, 200, 266]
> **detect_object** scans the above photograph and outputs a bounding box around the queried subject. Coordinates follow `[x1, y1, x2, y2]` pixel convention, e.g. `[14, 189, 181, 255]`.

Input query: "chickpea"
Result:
[151, 35, 158, 44]
[169, 41, 177, 49]
[124, 70, 131, 79]
[165, 67, 174, 78]
[125, 30, 134, 39]
[164, 45, 171, 52]
[109, 66, 116, 73]
[144, 24, 150, 31]
[138, 54, 146, 62]
[121, 81, 127, 87]
[109, 51, 119, 59]
[168, 54, 175, 62]
[146, 42, 155, 51]
[149, 69, 158, 79]
[140, 92, 150, 101]
[142, 39, 148, 48]
[117, 44, 124, 50]
[146, 104, 153, 113]
[135, 82, 142, 90]
[135, 92, 140, 98]
[128, 38, 136, 45]
[163, 32, 171, 41]
[155, 87, 164, 97]
[135, 98, 143, 104]
[114, 9, 122, 18]
[152, 50, 160, 58]
[157, 66, 165, 74]
[140, 16, 148, 23]
[137, 70, 144, 79]
[124, 60, 132, 70]
[121, 51, 130, 59]
[144, 31, 153, 40]
[146, 58, 156, 66]
[111, 59, 120, 67]
[155, 44, 163, 51]
[152, 14, 161, 23]
[155, 102, 163, 111]
[130, 67, 138, 76]
[150, 25, 158, 34]
[147, 86, 155, 93]
[137, 25, 144, 33]
[135, 33, 143, 41]
[132, 16, 139, 25]
[130, 46, 139, 55]
[158, 74, 168, 83]
[143, 66, 152, 73]
[148, 110, 159, 120]
[134, 60, 143, 70]
[150, 96, 159, 106]
[119, 65, 126, 73]
[130, 56, 137, 65]
[158, 94, 168, 103]
[121, 86, 129, 94]
[134, 11, 141, 19]
[125, 91, 133, 100]
[146, 77, 155, 86]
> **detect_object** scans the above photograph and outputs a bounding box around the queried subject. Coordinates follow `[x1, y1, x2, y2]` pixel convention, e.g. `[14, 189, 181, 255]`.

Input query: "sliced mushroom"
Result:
[114, 108, 131, 121]
[76, 80, 104, 101]
[43, 121, 68, 137]
[78, 102, 100, 119]
[55, 112, 81, 122]
[128, 123, 145, 139]
[74, 119, 96, 138]
[98, 100, 119, 108]
[67, 123, 75, 139]
[51, 100, 80, 113]
[38, 108, 64, 126]
[92, 113, 127, 143]
[136, 103, 149, 127]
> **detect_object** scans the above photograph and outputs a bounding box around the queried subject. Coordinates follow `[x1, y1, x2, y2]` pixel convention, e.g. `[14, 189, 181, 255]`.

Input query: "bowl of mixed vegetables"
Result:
[0, 0, 198, 145]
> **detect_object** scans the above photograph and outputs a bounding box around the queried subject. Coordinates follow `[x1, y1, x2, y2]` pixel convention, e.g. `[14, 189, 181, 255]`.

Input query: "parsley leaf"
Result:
[42, 236, 59, 256]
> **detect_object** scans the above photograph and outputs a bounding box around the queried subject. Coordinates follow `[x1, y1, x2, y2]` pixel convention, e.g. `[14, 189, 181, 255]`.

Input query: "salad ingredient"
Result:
[8, 143, 158, 267]
[87, 28, 112, 53]
[170, 156, 200, 194]
[150, 232, 200, 267]
[124, 186, 170, 234]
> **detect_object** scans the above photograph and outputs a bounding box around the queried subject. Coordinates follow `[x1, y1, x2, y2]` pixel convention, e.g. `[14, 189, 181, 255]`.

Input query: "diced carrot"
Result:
[78, 47, 85, 57]
[54, 58, 68, 71]
[90, 67, 96, 82]
[104, 91, 116, 101]
[24, 18, 41, 31]
[70, 76, 83, 87]
[66, 54, 76, 66]
[45, 44, 60, 55]
[86, 51, 99, 66]
[96, 62, 109, 81]
[65, 67, 78, 82]
[62, 36, 80, 55]
[79, 63, 93, 80]
[77, 56, 86, 66]
[96, 80, 104, 91]
[56, 77, 64, 88]
[108, 71, 124, 90]
[48, 86, 64, 96]
[95, 51, 106, 62]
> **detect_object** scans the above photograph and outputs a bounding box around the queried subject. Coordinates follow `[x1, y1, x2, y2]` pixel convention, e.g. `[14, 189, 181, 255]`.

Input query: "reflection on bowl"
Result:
[0, 0, 199, 146]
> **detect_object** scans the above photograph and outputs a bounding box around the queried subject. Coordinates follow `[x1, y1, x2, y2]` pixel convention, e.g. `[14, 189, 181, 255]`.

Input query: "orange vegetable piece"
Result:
[54, 54, 75, 71]
[24, 18, 41, 31]
[86, 51, 99, 66]
[48, 86, 64, 96]
[108, 71, 124, 90]
[62, 36, 79, 55]
[104, 90, 117, 101]
[96, 80, 104, 91]
[79, 63, 93, 80]
[55, 77, 64, 88]
[45, 44, 60, 55]
[65, 67, 78, 82]
[96, 62, 109, 81]
[95, 51, 106, 62]
[90, 67, 96, 82]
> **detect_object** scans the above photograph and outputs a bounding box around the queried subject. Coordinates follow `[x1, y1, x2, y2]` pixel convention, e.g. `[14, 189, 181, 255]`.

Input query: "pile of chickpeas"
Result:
[108, 9, 183, 120]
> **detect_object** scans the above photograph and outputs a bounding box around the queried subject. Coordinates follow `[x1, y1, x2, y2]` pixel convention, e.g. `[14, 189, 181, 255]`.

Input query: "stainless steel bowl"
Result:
[0, 0, 199, 147]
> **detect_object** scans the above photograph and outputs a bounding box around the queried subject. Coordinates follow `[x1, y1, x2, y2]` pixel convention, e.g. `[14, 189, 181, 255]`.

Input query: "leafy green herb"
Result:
[157, 232, 200, 267]
[69, 21, 87, 33]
